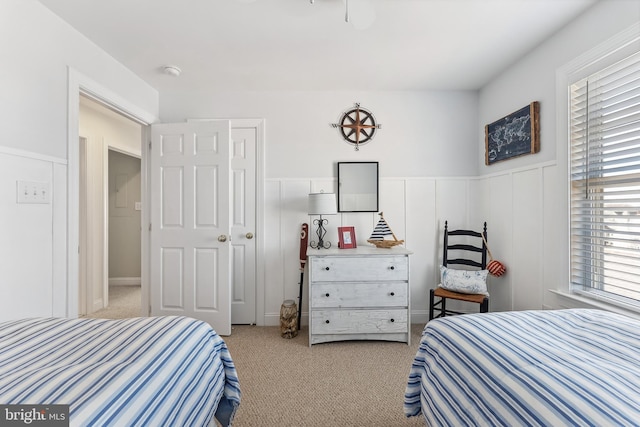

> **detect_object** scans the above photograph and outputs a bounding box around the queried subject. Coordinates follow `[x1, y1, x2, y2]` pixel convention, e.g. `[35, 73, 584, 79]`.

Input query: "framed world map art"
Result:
[485, 101, 540, 165]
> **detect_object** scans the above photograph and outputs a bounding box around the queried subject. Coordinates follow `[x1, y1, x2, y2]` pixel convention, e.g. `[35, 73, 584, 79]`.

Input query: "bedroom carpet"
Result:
[83, 288, 426, 426]
[223, 324, 426, 427]
[83, 285, 141, 319]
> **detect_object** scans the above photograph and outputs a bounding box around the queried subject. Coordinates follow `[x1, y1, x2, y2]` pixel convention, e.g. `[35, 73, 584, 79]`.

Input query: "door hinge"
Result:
[148, 141, 152, 150]
[149, 223, 152, 231]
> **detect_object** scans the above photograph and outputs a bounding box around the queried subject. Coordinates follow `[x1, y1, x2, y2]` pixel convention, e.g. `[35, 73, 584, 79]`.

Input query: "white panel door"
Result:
[150, 121, 232, 335]
[230, 126, 256, 324]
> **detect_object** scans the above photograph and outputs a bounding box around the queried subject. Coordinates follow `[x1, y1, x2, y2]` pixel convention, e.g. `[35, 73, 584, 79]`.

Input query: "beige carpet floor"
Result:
[83, 285, 142, 319]
[223, 325, 426, 427]
[82, 288, 427, 426]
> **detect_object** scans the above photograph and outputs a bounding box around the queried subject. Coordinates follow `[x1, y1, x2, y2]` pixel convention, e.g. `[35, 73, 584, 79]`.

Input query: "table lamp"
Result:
[308, 192, 337, 249]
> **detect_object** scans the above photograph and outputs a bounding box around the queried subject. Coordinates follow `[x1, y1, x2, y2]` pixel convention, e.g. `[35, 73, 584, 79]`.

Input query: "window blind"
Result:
[569, 50, 640, 305]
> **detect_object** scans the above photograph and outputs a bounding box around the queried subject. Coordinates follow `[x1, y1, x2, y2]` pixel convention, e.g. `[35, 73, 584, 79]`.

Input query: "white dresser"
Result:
[307, 247, 412, 346]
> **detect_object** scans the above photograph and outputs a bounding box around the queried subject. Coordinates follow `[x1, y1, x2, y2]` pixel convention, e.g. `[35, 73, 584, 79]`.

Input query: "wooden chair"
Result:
[429, 221, 489, 320]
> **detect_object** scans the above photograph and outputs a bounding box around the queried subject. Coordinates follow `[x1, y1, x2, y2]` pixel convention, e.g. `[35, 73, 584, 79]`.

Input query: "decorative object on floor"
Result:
[367, 212, 404, 248]
[481, 232, 506, 277]
[308, 192, 337, 249]
[338, 226, 357, 248]
[297, 223, 309, 330]
[485, 101, 540, 165]
[280, 300, 298, 338]
[332, 103, 381, 151]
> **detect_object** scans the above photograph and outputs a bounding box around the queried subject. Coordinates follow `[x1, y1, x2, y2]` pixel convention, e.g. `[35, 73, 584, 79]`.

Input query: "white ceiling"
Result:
[38, 0, 597, 92]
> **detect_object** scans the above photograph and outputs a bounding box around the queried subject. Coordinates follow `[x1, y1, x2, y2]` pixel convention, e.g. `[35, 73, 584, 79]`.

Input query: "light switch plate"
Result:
[17, 181, 50, 204]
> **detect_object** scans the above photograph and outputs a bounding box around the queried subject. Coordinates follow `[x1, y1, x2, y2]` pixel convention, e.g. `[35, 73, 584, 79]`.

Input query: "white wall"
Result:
[477, 0, 640, 314]
[2, 0, 638, 324]
[0, 0, 157, 159]
[159, 1, 640, 325]
[0, 0, 157, 321]
[161, 90, 485, 324]
[108, 151, 142, 282]
[161, 90, 479, 178]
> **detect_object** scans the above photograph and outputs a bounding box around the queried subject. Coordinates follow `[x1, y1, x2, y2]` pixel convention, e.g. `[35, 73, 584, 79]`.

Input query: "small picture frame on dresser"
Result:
[338, 226, 357, 249]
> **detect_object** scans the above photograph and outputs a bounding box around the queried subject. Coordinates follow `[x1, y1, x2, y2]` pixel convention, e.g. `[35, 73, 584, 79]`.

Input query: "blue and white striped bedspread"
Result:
[404, 309, 640, 426]
[0, 316, 241, 427]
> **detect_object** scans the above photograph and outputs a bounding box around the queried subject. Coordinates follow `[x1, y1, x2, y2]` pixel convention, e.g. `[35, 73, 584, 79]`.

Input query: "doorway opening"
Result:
[78, 94, 143, 319]
[67, 69, 265, 326]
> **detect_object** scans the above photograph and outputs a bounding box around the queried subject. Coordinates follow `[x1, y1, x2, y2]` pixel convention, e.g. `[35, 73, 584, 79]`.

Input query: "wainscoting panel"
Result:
[52, 161, 68, 317]
[262, 163, 557, 325]
[0, 148, 64, 320]
[478, 173, 513, 313]
[378, 178, 407, 242]
[512, 169, 543, 311]
[434, 179, 469, 229]
[281, 179, 313, 307]
[1, 145, 563, 325]
[405, 179, 437, 321]
[263, 180, 285, 319]
[542, 164, 566, 307]
[337, 211, 376, 246]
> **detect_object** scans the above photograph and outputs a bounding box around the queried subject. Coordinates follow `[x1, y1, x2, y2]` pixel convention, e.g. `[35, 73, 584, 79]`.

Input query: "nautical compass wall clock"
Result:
[331, 103, 381, 151]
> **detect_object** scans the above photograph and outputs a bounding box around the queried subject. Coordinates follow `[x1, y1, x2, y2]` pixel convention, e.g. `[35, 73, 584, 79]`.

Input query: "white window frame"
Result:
[561, 24, 640, 311]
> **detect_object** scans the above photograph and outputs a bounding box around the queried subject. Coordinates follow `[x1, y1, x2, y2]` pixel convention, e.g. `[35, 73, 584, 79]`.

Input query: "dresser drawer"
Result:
[309, 256, 408, 282]
[311, 282, 407, 308]
[311, 309, 407, 334]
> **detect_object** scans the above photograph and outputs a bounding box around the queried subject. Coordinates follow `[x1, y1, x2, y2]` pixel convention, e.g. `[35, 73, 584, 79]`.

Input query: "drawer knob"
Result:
[325, 267, 330, 271]
[325, 293, 330, 297]
[325, 320, 330, 324]
[389, 266, 395, 270]
[390, 318, 395, 323]
[390, 292, 395, 296]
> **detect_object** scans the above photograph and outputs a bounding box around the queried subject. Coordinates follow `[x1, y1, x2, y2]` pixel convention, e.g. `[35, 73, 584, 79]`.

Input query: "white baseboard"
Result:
[109, 277, 141, 286]
[411, 310, 429, 325]
[264, 313, 285, 327]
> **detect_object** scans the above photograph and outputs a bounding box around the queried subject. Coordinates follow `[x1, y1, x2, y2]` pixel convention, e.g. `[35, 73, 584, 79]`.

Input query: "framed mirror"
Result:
[337, 161, 379, 212]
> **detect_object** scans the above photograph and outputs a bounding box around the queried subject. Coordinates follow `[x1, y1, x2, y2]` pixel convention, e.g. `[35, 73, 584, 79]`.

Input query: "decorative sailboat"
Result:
[367, 212, 404, 248]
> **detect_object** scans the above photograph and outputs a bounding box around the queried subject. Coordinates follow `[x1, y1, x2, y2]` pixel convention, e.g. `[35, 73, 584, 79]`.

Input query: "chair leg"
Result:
[429, 289, 435, 320]
[480, 297, 489, 313]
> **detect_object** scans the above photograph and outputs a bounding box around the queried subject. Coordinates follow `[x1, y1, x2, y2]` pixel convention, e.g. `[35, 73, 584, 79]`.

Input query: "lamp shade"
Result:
[308, 193, 337, 215]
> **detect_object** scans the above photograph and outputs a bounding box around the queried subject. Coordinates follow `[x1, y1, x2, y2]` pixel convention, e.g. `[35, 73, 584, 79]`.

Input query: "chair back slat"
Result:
[442, 221, 488, 269]
[446, 258, 484, 269]
[447, 244, 483, 253]
[448, 229, 482, 237]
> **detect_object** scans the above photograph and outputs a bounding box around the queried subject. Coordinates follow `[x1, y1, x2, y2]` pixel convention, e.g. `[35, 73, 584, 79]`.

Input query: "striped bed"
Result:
[0, 316, 240, 426]
[404, 309, 640, 426]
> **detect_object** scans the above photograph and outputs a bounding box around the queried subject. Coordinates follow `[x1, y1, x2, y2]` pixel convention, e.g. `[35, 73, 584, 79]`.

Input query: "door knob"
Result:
[246, 232, 254, 239]
[218, 235, 228, 242]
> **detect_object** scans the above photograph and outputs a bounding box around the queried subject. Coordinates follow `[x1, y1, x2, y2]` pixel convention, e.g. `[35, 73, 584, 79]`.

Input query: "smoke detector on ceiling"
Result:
[163, 65, 182, 77]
